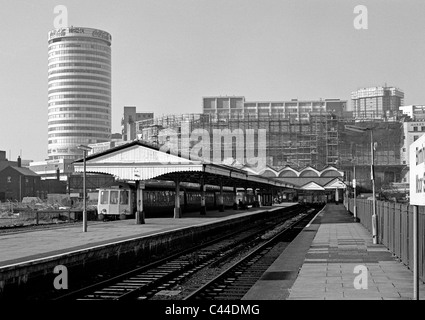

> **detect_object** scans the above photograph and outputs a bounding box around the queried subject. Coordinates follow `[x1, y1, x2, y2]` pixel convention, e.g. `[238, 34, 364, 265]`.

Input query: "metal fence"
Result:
[345, 198, 425, 282]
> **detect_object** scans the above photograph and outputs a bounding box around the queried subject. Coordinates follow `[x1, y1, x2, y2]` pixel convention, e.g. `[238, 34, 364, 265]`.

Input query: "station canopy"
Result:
[73, 140, 294, 190]
[299, 178, 346, 191]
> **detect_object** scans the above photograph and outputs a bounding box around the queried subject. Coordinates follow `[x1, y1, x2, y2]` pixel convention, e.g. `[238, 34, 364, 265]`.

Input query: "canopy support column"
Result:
[233, 187, 238, 210]
[335, 188, 339, 204]
[200, 175, 206, 215]
[174, 177, 181, 218]
[135, 180, 145, 224]
[218, 180, 224, 212]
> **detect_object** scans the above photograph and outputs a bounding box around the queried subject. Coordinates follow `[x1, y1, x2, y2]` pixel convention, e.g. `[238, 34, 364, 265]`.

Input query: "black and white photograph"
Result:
[1, 0, 425, 315]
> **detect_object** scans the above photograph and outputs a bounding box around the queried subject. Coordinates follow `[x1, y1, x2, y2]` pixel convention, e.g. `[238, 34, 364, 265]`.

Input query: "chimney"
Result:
[17, 156, 21, 167]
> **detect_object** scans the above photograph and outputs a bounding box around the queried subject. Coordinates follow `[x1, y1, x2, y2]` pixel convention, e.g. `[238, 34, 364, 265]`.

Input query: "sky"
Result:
[1, 0, 425, 162]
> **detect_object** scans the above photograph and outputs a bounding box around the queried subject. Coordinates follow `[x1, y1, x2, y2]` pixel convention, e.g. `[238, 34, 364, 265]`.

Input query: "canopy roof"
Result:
[73, 140, 294, 190]
[298, 178, 346, 191]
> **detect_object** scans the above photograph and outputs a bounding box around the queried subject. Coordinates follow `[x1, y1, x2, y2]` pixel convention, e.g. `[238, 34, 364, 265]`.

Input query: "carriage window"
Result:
[100, 191, 109, 205]
[120, 190, 129, 205]
[110, 191, 119, 204]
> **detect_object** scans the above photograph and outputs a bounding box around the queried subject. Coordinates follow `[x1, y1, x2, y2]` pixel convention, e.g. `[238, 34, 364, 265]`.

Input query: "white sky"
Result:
[1, 0, 425, 161]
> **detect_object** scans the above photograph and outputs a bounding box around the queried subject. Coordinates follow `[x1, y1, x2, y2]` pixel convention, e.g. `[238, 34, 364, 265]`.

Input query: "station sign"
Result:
[48, 27, 112, 43]
[409, 134, 425, 205]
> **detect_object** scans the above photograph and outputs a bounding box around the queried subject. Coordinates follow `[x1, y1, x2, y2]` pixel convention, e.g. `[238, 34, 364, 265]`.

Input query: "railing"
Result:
[345, 198, 425, 282]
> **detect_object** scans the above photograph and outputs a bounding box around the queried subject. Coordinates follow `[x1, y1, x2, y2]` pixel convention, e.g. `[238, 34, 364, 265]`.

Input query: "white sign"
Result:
[409, 134, 425, 205]
[48, 27, 112, 43]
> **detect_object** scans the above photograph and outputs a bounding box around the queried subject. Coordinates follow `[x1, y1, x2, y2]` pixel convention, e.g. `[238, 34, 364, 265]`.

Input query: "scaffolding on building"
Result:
[134, 112, 403, 187]
[185, 111, 342, 169]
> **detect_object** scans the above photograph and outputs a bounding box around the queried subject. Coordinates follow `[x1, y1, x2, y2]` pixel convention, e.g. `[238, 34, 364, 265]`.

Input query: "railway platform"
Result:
[0, 204, 296, 268]
[243, 203, 425, 300]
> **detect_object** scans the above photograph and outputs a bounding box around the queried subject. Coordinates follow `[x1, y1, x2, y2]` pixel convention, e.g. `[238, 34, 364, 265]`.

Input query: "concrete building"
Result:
[47, 27, 112, 160]
[399, 105, 425, 121]
[396, 105, 425, 184]
[136, 113, 207, 145]
[398, 120, 425, 186]
[29, 158, 75, 181]
[400, 121, 425, 166]
[351, 86, 404, 120]
[202, 96, 346, 120]
[121, 106, 154, 141]
[135, 113, 404, 194]
[339, 120, 403, 193]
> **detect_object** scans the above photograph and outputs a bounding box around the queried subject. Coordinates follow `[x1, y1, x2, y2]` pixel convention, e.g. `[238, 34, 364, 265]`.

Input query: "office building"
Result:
[397, 120, 425, 187]
[29, 158, 75, 180]
[399, 105, 425, 121]
[136, 113, 207, 145]
[47, 27, 112, 160]
[202, 96, 346, 120]
[351, 86, 404, 120]
[121, 106, 154, 141]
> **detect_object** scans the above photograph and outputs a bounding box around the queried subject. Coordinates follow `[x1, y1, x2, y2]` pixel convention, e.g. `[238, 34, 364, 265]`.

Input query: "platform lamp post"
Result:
[77, 145, 92, 232]
[351, 158, 358, 222]
[345, 125, 378, 244]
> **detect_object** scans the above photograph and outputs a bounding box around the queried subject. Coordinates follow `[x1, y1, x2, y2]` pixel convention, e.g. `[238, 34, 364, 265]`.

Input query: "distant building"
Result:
[29, 158, 75, 181]
[399, 105, 425, 121]
[0, 151, 18, 172]
[121, 106, 154, 141]
[47, 27, 112, 161]
[136, 113, 207, 145]
[351, 86, 404, 120]
[0, 166, 41, 202]
[398, 120, 425, 184]
[111, 133, 122, 140]
[202, 96, 346, 120]
[0, 151, 32, 171]
[0, 152, 67, 201]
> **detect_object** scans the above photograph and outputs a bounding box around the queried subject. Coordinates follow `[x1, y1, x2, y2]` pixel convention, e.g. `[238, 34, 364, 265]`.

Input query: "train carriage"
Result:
[98, 185, 136, 220]
[96, 181, 240, 220]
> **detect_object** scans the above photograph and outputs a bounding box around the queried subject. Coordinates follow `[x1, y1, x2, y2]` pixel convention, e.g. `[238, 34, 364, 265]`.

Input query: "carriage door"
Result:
[119, 190, 129, 215]
[109, 190, 119, 215]
[99, 189, 109, 214]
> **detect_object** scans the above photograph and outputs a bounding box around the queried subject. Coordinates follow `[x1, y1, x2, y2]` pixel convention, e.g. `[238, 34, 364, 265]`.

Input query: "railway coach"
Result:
[97, 181, 241, 220]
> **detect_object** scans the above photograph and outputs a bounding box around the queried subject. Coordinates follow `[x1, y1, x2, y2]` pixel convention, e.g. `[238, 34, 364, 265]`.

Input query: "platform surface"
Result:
[243, 203, 425, 300]
[0, 204, 296, 268]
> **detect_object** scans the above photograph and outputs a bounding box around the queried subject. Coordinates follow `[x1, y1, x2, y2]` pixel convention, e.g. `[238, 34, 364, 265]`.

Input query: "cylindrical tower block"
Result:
[47, 27, 112, 160]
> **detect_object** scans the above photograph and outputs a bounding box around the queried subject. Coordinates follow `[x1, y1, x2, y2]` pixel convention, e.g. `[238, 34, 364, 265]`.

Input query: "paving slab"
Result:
[243, 203, 425, 300]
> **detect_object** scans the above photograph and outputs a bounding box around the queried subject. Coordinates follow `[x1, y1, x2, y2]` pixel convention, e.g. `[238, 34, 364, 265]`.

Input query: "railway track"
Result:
[55, 205, 313, 301]
[184, 208, 317, 300]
